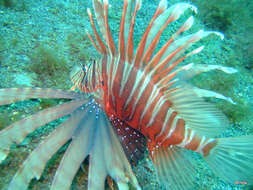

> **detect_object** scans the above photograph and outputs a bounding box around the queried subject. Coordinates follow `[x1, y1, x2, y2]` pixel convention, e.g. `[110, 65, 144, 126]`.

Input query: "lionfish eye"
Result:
[81, 63, 88, 73]
[70, 61, 94, 90]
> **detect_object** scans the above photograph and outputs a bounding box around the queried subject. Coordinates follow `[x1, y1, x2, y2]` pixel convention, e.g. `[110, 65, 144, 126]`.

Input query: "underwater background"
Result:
[0, 0, 252, 189]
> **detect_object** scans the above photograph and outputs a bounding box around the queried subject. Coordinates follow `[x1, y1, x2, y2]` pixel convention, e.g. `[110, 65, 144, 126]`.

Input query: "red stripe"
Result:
[143, 101, 171, 141]
[202, 140, 217, 157]
[118, 0, 128, 61]
[104, 1, 116, 55]
[112, 59, 125, 115]
[133, 5, 164, 68]
[126, 80, 155, 129]
[161, 118, 185, 147]
[126, 1, 141, 63]
[87, 10, 107, 54]
[155, 110, 176, 143]
[142, 17, 174, 65]
[119, 67, 139, 111]
[184, 132, 201, 151]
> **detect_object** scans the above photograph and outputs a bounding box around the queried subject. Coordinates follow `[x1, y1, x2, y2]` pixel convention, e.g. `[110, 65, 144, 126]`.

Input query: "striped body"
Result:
[88, 54, 217, 158]
[69, 0, 226, 159]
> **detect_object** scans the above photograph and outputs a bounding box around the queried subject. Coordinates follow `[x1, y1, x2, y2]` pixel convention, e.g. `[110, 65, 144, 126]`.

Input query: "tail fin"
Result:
[205, 135, 253, 185]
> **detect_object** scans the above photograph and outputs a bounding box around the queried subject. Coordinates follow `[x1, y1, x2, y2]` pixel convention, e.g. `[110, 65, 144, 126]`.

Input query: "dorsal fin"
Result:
[118, 0, 135, 61]
[87, 0, 116, 56]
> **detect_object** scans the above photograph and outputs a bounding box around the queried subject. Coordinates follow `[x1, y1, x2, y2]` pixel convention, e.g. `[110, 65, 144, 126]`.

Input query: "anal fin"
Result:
[148, 141, 198, 190]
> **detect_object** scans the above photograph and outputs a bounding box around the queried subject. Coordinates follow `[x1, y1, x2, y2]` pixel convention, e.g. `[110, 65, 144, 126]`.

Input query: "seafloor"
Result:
[0, 0, 252, 189]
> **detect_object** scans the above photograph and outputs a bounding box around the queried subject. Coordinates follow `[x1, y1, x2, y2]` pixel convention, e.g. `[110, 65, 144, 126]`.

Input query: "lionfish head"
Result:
[70, 63, 88, 90]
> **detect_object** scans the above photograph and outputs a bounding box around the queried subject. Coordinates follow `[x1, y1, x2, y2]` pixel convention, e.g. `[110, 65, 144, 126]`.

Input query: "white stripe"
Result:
[176, 126, 190, 147]
[146, 97, 166, 127]
[196, 137, 215, 155]
[184, 129, 195, 146]
[195, 136, 206, 153]
[164, 116, 179, 140]
[119, 62, 133, 96]
[124, 68, 144, 109]
[129, 72, 151, 119]
[110, 55, 120, 89]
[97, 58, 103, 82]
[156, 108, 174, 138]
[110, 55, 120, 107]
[106, 54, 112, 89]
[139, 85, 160, 121]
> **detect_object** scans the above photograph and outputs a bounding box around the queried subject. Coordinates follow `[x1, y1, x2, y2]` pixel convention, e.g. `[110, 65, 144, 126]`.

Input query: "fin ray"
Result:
[0, 88, 82, 105]
[8, 108, 86, 190]
[205, 136, 253, 185]
[152, 145, 198, 190]
[164, 87, 228, 137]
[0, 99, 87, 163]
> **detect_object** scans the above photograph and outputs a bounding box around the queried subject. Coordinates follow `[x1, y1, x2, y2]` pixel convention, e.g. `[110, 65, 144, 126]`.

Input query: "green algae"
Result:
[27, 45, 70, 89]
[0, 0, 26, 11]
[0, 0, 15, 8]
[191, 70, 252, 124]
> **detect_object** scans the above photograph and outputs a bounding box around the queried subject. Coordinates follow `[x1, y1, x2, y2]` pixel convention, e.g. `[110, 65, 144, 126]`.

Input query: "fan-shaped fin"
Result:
[150, 144, 198, 190]
[123, 0, 134, 55]
[8, 108, 86, 190]
[87, 103, 141, 190]
[91, 0, 116, 56]
[177, 63, 238, 81]
[142, 3, 196, 66]
[0, 88, 82, 105]
[149, 31, 223, 83]
[51, 107, 93, 190]
[50, 99, 140, 190]
[92, 0, 107, 42]
[126, 0, 141, 63]
[87, 8, 107, 54]
[0, 99, 87, 163]
[205, 136, 253, 185]
[192, 87, 236, 104]
[163, 87, 228, 137]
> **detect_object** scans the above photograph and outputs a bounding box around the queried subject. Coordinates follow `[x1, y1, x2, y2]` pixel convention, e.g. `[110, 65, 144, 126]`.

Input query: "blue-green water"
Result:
[0, 0, 252, 189]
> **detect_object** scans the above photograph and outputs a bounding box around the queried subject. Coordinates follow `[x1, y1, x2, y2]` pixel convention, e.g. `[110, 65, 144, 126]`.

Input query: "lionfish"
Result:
[0, 0, 252, 189]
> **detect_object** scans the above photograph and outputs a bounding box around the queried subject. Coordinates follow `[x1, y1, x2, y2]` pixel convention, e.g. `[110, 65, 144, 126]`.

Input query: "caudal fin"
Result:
[205, 135, 253, 185]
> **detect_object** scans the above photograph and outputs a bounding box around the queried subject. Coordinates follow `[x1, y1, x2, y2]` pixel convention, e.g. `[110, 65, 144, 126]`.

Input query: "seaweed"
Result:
[192, 0, 237, 32]
[0, 36, 7, 64]
[0, 0, 15, 8]
[0, 0, 26, 11]
[218, 98, 252, 123]
[66, 32, 97, 63]
[193, 0, 253, 71]
[27, 45, 70, 89]
[190, 70, 252, 123]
